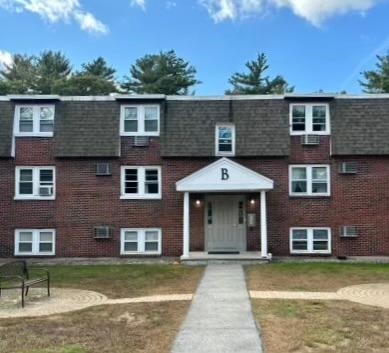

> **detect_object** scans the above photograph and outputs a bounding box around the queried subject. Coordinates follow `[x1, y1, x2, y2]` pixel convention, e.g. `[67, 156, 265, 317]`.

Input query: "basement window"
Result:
[15, 229, 56, 256]
[120, 228, 162, 255]
[290, 228, 331, 254]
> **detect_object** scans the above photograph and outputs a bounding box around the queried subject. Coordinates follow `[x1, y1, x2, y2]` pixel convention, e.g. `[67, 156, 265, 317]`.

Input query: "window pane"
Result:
[20, 121, 33, 132]
[218, 127, 232, 140]
[20, 169, 33, 181]
[145, 120, 158, 132]
[39, 243, 53, 252]
[292, 168, 306, 180]
[145, 242, 158, 251]
[292, 229, 308, 239]
[292, 181, 307, 193]
[40, 107, 54, 120]
[312, 167, 327, 180]
[313, 230, 329, 240]
[145, 231, 159, 241]
[40, 120, 54, 133]
[20, 182, 33, 194]
[125, 107, 138, 119]
[292, 106, 306, 131]
[313, 241, 328, 251]
[19, 232, 33, 242]
[219, 143, 232, 152]
[20, 107, 33, 120]
[312, 183, 328, 194]
[124, 231, 138, 242]
[145, 107, 158, 120]
[145, 170, 159, 194]
[292, 241, 308, 250]
[125, 169, 138, 194]
[40, 232, 53, 242]
[40, 170, 53, 183]
[125, 120, 138, 132]
[312, 106, 326, 118]
[124, 242, 138, 252]
[19, 243, 32, 252]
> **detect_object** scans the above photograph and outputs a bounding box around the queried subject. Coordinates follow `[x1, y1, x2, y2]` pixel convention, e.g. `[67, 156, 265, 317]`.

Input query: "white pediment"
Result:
[176, 158, 274, 192]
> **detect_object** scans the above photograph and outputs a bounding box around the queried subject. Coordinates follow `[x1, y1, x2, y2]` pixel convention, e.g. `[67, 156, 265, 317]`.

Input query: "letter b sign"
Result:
[221, 168, 229, 180]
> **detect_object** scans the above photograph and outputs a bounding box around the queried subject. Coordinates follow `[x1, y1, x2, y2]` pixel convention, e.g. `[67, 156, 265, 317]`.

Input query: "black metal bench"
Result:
[0, 260, 50, 308]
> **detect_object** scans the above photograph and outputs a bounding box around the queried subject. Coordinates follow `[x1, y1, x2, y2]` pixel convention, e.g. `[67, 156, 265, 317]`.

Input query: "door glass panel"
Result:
[238, 201, 244, 224]
[207, 202, 212, 225]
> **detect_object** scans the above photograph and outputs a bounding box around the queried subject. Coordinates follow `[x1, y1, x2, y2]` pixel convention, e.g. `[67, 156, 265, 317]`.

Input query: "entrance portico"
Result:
[176, 158, 274, 260]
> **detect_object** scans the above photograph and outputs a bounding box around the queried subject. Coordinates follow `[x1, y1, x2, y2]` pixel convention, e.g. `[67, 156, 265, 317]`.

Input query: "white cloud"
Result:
[0, 0, 108, 34]
[0, 50, 13, 71]
[199, 0, 382, 26]
[130, 0, 146, 9]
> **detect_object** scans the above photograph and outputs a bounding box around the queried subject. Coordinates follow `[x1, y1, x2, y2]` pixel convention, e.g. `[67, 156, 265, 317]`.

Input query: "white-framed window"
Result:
[120, 105, 160, 136]
[289, 165, 330, 196]
[15, 166, 55, 200]
[120, 166, 161, 199]
[14, 105, 55, 136]
[290, 228, 331, 254]
[215, 124, 235, 156]
[15, 229, 56, 256]
[290, 103, 330, 135]
[120, 228, 162, 255]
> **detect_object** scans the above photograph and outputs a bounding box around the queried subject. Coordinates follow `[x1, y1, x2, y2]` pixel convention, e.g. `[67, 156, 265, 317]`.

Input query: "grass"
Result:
[253, 300, 389, 353]
[47, 263, 204, 298]
[0, 301, 189, 353]
[246, 262, 389, 291]
[0, 264, 204, 353]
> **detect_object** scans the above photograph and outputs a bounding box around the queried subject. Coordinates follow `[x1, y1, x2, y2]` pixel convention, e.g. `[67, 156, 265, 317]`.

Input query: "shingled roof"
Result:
[161, 98, 290, 157]
[332, 98, 389, 155]
[55, 101, 120, 157]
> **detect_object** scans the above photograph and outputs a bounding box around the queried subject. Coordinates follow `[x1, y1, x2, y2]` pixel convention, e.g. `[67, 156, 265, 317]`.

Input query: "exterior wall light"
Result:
[250, 198, 255, 205]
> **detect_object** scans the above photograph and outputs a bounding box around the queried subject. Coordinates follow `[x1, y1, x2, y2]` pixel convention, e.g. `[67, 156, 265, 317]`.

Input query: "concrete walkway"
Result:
[171, 264, 263, 353]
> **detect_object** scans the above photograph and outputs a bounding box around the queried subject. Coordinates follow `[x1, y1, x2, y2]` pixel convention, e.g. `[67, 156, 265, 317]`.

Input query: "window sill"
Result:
[120, 132, 159, 137]
[120, 195, 161, 200]
[120, 252, 162, 256]
[290, 132, 330, 136]
[289, 194, 331, 198]
[14, 196, 56, 201]
[14, 133, 54, 138]
[14, 253, 55, 256]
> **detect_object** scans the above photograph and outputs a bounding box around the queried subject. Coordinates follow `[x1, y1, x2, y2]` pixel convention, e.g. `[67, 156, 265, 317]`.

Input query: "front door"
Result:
[205, 195, 246, 252]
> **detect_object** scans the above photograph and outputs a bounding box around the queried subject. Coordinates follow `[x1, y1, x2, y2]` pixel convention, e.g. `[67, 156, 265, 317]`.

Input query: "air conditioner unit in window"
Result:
[94, 226, 113, 239]
[39, 186, 53, 196]
[301, 134, 320, 145]
[96, 163, 112, 176]
[340, 162, 358, 174]
[133, 136, 150, 147]
[340, 226, 358, 237]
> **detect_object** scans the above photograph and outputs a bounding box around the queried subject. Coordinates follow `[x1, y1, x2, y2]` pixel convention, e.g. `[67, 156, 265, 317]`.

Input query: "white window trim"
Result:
[215, 124, 236, 156]
[120, 166, 162, 200]
[120, 105, 160, 136]
[289, 165, 331, 197]
[14, 229, 56, 256]
[290, 227, 331, 254]
[289, 103, 330, 135]
[15, 166, 56, 200]
[14, 104, 55, 137]
[120, 228, 162, 255]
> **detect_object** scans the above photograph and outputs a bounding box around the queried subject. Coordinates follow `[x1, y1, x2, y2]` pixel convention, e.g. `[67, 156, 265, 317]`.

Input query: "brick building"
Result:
[1, 93, 389, 260]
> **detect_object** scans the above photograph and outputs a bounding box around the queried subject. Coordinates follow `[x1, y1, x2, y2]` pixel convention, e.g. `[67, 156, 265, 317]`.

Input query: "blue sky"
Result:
[0, 0, 389, 95]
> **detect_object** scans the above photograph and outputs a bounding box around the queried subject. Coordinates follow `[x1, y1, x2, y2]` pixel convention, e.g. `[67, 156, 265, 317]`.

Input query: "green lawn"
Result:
[47, 264, 204, 298]
[246, 262, 389, 291]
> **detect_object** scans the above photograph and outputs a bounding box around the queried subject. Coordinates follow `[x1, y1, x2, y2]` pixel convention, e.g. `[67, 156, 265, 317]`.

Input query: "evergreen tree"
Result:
[360, 52, 389, 93]
[122, 50, 200, 95]
[226, 53, 293, 95]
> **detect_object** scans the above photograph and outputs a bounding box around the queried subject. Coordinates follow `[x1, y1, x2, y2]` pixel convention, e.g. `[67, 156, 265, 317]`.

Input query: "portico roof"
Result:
[176, 158, 274, 192]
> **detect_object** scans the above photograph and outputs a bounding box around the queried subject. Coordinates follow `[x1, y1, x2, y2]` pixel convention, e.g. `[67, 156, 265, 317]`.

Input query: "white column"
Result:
[182, 192, 190, 258]
[260, 191, 268, 258]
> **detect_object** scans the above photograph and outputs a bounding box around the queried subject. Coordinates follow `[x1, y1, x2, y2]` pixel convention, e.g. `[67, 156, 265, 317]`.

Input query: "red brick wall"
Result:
[1, 135, 389, 257]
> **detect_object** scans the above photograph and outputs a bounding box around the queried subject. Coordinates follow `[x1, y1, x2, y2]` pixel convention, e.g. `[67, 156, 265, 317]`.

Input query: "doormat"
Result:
[208, 251, 240, 255]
